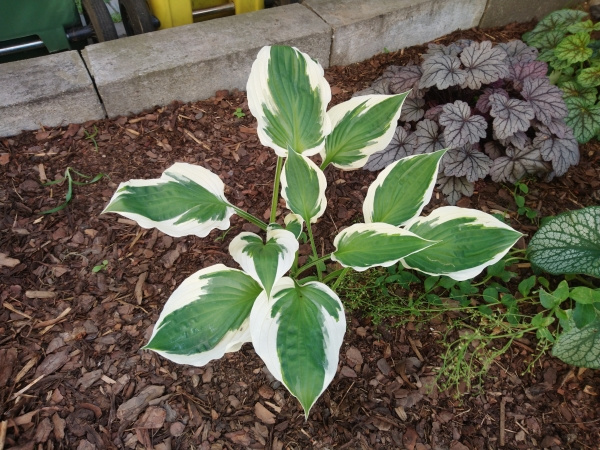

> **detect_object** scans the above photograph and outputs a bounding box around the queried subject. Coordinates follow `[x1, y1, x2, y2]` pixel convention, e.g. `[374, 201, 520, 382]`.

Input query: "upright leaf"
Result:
[400, 97, 425, 122]
[402, 207, 522, 281]
[281, 149, 327, 224]
[364, 150, 445, 226]
[229, 228, 298, 297]
[521, 78, 568, 126]
[489, 93, 535, 139]
[250, 278, 346, 417]
[247, 46, 331, 157]
[331, 223, 434, 271]
[414, 119, 446, 154]
[439, 100, 487, 148]
[103, 162, 234, 238]
[460, 41, 509, 90]
[145, 265, 263, 366]
[321, 93, 407, 170]
[419, 54, 467, 90]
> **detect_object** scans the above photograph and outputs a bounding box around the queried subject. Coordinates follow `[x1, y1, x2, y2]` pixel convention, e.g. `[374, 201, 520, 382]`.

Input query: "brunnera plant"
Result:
[359, 39, 579, 204]
[523, 9, 600, 143]
[103, 45, 521, 417]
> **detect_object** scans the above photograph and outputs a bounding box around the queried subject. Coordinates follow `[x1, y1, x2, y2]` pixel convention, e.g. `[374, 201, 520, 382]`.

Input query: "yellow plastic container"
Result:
[234, 0, 263, 14]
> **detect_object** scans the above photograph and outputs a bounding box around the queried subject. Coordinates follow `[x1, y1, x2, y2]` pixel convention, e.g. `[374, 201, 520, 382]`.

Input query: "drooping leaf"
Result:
[280, 149, 327, 224]
[388, 65, 424, 97]
[364, 150, 445, 226]
[246, 45, 331, 157]
[559, 81, 598, 105]
[250, 278, 345, 417]
[229, 228, 298, 297]
[442, 145, 492, 182]
[565, 96, 600, 143]
[508, 61, 549, 90]
[577, 66, 600, 88]
[418, 54, 467, 90]
[414, 119, 446, 154]
[439, 100, 487, 148]
[567, 19, 600, 34]
[322, 94, 407, 170]
[488, 93, 535, 139]
[400, 97, 425, 122]
[364, 126, 417, 171]
[475, 88, 509, 114]
[483, 141, 503, 160]
[331, 223, 434, 271]
[521, 78, 568, 126]
[437, 175, 474, 205]
[489, 144, 550, 183]
[553, 319, 600, 369]
[497, 40, 539, 63]
[528, 206, 600, 278]
[555, 32, 593, 65]
[402, 206, 522, 281]
[500, 130, 530, 150]
[459, 41, 509, 90]
[533, 126, 580, 176]
[145, 264, 262, 366]
[545, 116, 571, 139]
[103, 162, 234, 238]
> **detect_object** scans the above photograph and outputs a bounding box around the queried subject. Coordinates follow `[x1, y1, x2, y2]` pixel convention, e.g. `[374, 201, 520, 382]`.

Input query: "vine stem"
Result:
[232, 207, 268, 231]
[270, 156, 284, 224]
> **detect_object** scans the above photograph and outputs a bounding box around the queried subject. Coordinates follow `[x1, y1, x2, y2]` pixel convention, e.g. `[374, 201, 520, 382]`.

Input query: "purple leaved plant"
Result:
[359, 39, 579, 204]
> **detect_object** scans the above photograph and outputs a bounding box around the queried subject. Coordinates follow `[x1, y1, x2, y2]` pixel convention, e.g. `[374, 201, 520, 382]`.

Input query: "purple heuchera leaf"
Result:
[414, 119, 446, 154]
[425, 40, 473, 58]
[364, 126, 417, 171]
[489, 93, 535, 139]
[475, 88, 509, 114]
[545, 116, 570, 139]
[499, 130, 531, 150]
[419, 54, 467, 90]
[484, 141, 503, 160]
[439, 100, 487, 148]
[353, 76, 392, 97]
[442, 144, 493, 182]
[521, 78, 568, 126]
[437, 175, 474, 205]
[400, 97, 425, 122]
[497, 40, 539, 64]
[533, 126, 580, 176]
[490, 144, 551, 183]
[509, 61, 549, 90]
[388, 65, 424, 97]
[424, 104, 444, 120]
[460, 41, 510, 90]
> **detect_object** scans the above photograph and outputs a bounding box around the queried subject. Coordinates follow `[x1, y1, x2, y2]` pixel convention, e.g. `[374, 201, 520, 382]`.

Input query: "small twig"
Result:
[10, 374, 45, 401]
[408, 336, 424, 362]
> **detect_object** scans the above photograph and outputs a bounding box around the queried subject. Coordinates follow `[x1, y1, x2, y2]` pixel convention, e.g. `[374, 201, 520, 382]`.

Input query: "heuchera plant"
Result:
[103, 46, 521, 417]
[358, 39, 579, 204]
[523, 9, 600, 143]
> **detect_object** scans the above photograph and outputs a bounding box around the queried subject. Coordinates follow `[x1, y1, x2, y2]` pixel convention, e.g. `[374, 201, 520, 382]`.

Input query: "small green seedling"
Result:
[233, 108, 246, 118]
[41, 167, 106, 215]
[511, 181, 538, 221]
[84, 126, 99, 152]
[92, 260, 109, 273]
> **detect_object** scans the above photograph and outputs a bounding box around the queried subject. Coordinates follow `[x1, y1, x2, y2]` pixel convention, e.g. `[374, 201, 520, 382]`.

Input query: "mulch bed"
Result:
[1, 21, 599, 450]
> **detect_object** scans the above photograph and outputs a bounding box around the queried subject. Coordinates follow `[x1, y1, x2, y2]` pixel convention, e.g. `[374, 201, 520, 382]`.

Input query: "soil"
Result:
[2, 22, 600, 450]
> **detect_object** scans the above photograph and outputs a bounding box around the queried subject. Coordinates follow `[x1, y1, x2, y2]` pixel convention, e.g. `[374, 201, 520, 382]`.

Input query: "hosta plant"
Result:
[523, 9, 600, 143]
[103, 45, 521, 417]
[358, 39, 579, 204]
[528, 206, 600, 369]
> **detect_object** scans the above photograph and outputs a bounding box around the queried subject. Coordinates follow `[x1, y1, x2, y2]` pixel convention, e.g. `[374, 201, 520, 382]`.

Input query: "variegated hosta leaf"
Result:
[246, 45, 331, 157]
[527, 206, 600, 278]
[437, 175, 474, 205]
[284, 213, 304, 239]
[145, 264, 263, 365]
[229, 228, 298, 297]
[418, 54, 467, 90]
[281, 149, 327, 224]
[489, 93, 535, 139]
[439, 100, 487, 148]
[364, 150, 445, 226]
[442, 145, 492, 182]
[364, 126, 417, 171]
[331, 223, 434, 271]
[250, 278, 346, 417]
[459, 41, 509, 90]
[402, 207, 522, 281]
[103, 162, 234, 238]
[321, 93, 408, 170]
[521, 78, 568, 126]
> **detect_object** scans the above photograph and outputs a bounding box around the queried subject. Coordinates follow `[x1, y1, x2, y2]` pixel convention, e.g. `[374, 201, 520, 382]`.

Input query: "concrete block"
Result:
[83, 4, 331, 118]
[479, 0, 585, 28]
[303, 0, 486, 66]
[0, 51, 106, 137]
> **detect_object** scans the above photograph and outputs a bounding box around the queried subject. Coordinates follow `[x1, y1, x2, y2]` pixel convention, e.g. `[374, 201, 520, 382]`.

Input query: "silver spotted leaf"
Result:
[508, 61, 549, 90]
[459, 41, 509, 90]
[553, 321, 600, 370]
[521, 78, 568, 126]
[414, 119, 446, 154]
[419, 54, 466, 90]
[400, 97, 425, 122]
[388, 65, 424, 98]
[475, 88, 509, 114]
[439, 100, 487, 148]
[436, 175, 474, 205]
[442, 144, 492, 182]
[364, 126, 417, 171]
[533, 126, 580, 176]
[497, 40, 539, 64]
[489, 144, 550, 183]
[489, 93, 535, 139]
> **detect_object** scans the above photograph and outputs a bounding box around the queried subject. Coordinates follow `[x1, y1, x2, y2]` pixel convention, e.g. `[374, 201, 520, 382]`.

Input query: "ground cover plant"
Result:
[102, 45, 521, 417]
[358, 38, 580, 204]
[523, 9, 600, 143]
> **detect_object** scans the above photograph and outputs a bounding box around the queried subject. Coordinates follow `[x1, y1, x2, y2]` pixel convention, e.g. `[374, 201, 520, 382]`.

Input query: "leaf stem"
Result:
[232, 206, 268, 231]
[330, 267, 351, 291]
[270, 156, 284, 224]
[306, 221, 323, 280]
